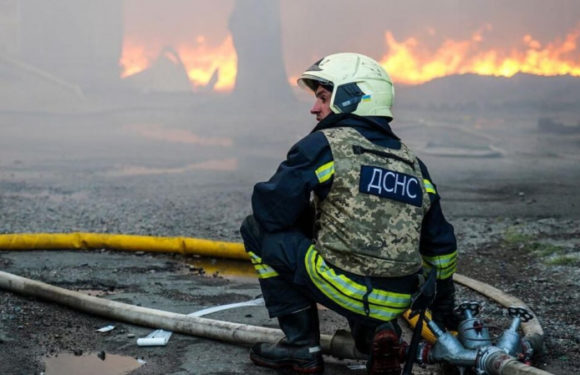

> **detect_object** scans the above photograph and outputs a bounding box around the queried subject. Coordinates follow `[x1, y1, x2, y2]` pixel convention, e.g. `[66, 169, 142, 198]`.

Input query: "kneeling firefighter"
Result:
[240, 52, 459, 375]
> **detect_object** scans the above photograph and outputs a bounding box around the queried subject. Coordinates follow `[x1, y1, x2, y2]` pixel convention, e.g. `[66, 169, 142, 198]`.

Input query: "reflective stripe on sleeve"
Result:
[248, 251, 279, 279]
[423, 179, 436, 194]
[315, 161, 335, 183]
[422, 251, 457, 280]
[304, 246, 411, 321]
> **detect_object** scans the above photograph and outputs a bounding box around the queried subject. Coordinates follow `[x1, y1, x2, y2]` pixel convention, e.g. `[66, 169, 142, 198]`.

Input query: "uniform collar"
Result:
[310, 113, 400, 140]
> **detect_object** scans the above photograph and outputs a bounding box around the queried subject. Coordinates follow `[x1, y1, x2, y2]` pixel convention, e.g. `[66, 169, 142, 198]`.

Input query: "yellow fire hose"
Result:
[0, 232, 247, 259]
[0, 232, 543, 348]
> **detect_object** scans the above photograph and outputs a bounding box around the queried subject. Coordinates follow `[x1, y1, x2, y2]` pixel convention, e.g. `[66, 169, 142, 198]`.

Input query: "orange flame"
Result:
[380, 25, 580, 85]
[120, 42, 151, 78]
[177, 35, 237, 92]
[120, 35, 237, 92]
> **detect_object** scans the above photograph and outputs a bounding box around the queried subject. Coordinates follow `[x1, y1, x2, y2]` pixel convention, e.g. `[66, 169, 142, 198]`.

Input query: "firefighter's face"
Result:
[310, 86, 332, 122]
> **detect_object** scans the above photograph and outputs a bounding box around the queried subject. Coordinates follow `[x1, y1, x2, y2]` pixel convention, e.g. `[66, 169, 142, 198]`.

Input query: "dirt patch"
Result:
[454, 218, 580, 375]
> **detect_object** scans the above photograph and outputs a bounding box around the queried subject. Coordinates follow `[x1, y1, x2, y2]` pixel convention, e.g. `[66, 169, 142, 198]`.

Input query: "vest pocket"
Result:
[352, 145, 415, 170]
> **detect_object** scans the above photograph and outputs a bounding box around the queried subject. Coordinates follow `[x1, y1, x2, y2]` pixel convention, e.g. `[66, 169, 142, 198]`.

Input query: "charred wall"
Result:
[229, 0, 294, 103]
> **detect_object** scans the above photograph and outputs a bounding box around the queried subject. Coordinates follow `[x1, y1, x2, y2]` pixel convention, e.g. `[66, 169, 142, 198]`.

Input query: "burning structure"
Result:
[0, 0, 579, 112]
[229, 0, 293, 102]
[0, 0, 293, 102]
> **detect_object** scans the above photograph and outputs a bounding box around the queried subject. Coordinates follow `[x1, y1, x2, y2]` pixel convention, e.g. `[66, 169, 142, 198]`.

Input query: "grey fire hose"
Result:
[0, 271, 362, 360]
[0, 270, 553, 374]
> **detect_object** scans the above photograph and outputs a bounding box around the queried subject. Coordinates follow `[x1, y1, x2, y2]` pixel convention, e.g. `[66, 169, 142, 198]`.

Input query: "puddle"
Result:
[187, 257, 257, 281]
[43, 352, 142, 375]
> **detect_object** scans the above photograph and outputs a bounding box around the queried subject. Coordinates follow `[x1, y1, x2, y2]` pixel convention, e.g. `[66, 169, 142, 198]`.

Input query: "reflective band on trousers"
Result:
[422, 250, 457, 280]
[248, 251, 279, 279]
[304, 246, 411, 321]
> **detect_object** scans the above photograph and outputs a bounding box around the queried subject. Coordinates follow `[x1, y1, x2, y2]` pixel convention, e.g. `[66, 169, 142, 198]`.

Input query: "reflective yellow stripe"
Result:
[422, 251, 457, 279]
[423, 179, 436, 194]
[323, 271, 410, 308]
[304, 246, 411, 321]
[248, 251, 279, 279]
[315, 161, 335, 183]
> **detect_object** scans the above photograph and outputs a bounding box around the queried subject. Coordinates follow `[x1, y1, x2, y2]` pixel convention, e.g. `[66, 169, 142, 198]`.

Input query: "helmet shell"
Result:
[298, 53, 394, 118]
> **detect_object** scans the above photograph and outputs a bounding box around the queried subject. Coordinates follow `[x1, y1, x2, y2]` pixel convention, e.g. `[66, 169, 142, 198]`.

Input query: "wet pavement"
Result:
[2, 249, 419, 375]
[1, 105, 578, 374]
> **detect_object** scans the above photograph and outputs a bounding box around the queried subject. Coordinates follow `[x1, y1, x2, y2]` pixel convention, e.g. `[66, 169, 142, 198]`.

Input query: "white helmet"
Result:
[297, 52, 394, 118]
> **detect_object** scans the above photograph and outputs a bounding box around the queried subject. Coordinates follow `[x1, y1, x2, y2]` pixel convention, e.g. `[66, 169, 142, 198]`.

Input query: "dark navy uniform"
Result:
[240, 113, 457, 343]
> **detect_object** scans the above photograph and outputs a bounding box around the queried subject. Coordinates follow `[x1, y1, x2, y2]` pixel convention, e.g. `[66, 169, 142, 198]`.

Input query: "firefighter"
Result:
[240, 52, 458, 375]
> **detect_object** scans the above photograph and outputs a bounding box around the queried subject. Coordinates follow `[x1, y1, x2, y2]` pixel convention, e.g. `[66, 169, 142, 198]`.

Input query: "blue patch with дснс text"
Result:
[359, 165, 422, 207]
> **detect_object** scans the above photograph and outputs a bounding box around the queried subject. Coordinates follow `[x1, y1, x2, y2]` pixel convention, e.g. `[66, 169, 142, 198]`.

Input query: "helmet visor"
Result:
[297, 74, 333, 92]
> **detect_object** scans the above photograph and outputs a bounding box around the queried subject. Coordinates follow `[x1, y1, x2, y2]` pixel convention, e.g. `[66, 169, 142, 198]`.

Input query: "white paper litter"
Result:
[96, 324, 115, 333]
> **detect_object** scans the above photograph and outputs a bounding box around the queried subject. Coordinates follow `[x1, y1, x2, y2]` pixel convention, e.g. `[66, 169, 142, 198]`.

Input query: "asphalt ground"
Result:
[1, 105, 579, 374]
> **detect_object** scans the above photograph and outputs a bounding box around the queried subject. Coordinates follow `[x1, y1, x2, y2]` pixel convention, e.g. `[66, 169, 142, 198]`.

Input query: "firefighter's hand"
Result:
[431, 277, 460, 331]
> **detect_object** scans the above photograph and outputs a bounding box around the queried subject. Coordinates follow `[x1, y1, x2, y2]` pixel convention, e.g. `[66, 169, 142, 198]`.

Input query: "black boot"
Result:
[250, 306, 324, 374]
[367, 322, 407, 375]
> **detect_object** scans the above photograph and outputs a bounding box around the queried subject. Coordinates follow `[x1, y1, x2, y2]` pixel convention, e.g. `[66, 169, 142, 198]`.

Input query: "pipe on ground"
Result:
[0, 235, 545, 354]
[0, 270, 363, 360]
[405, 274, 548, 374]
[0, 233, 438, 343]
[482, 350, 555, 375]
[0, 234, 549, 373]
[0, 271, 553, 374]
[453, 274, 544, 345]
[0, 232, 247, 260]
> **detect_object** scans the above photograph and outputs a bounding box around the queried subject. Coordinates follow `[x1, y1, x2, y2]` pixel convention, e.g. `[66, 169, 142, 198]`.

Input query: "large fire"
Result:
[121, 25, 580, 91]
[120, 35, 237, 92]
[380, 25, 580, 85]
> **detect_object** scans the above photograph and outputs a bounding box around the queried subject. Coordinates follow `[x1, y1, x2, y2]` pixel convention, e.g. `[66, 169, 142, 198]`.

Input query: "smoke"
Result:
[123, 0, 234, 47]
[0, 0, 579, 232]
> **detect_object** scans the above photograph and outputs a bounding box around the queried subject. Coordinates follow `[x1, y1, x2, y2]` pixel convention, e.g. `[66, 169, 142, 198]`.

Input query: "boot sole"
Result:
[367, 330, 402, 375]
[250, 351, 323, 374]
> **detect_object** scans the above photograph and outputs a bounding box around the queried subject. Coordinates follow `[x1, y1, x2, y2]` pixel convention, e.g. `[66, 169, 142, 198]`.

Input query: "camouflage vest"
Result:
[314, 127, 431, 277]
